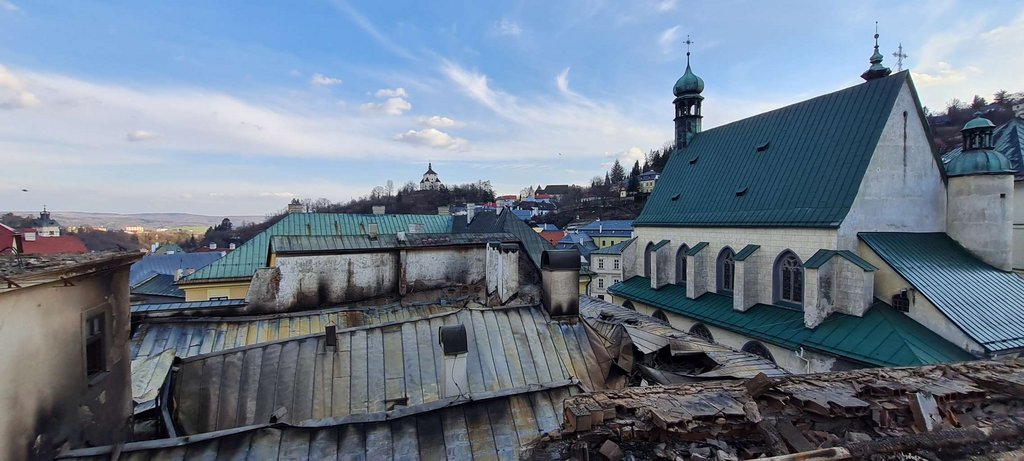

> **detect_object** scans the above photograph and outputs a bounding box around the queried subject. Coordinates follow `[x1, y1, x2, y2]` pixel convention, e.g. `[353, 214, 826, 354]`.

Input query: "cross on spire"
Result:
[684, 35, 693, 64]
[892, 43, 908, 72]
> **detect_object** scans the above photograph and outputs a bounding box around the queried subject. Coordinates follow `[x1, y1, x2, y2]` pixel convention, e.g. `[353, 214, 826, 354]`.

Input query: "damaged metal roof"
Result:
[269, 232, 518, 255]
[168, 304, 614, 434]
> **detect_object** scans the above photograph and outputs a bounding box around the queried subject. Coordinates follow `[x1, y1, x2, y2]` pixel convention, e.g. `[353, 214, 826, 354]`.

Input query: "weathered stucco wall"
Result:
[0, 268, 133, 461]
[275, 252, 400, 309]
[182, 281, 250, 302]
[947, 174, 1014, 271]
[839, 82, 947, 249]
[403, 247, 486, 292]
[1013, 181, 1024, 271]
[857, 241, 985, 355]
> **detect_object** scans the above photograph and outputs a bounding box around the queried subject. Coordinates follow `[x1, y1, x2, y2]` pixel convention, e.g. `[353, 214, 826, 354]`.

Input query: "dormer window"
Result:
[774, 250, 804, 306]
[717, 247, 735, 293]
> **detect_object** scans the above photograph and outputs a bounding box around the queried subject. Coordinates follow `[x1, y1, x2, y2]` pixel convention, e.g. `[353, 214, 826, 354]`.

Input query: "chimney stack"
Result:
[372, 206, 386, 215]
[466, 203, 475, 223]
[437, 206, 450, 216]
[368, 222, 379, 240]
[209, 242, 217, 250]
[287, 199, 304, 214]
[540, 249, 581, 318]
[229, 242, 236, 250]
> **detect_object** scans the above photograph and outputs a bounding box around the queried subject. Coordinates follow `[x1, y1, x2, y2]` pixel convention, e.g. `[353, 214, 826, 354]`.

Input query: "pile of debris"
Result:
[528, 359, 1024, 460]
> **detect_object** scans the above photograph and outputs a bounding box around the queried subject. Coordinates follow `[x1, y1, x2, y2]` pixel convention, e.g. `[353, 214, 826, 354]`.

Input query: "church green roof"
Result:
[637, 71, 920, 228]
[945, 149, 1012, 177]
[943, 117, 1024, 181]
[673, 63, 704, 97]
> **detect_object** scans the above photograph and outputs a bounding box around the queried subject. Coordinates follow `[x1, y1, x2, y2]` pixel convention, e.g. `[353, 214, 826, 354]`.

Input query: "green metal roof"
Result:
[608, 276, 973, 367]
[131, 274, 185, 299]
[946, 149, 1013, 177]
[803, 249, 876, 271]
[673, 62, 704, 97]
[860, 232, 1024, 352]
[963, 114, 996, 130]
[182, 213, 452, 283]
[944, 117, 1024, 181]
[649, 239, 670, 251]
[686, 241, 709, 256]
[637, 71, 922, 228]
[452, 210, 553, 269]
[734, 244, 760, 261]
[591, 237, 636, 255]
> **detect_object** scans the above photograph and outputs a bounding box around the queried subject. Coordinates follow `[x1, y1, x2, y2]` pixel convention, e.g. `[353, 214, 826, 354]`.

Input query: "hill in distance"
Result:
[10, 211, 265, 231]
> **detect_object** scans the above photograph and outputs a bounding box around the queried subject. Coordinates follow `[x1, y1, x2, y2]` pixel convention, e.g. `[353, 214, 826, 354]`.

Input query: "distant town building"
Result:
[588, 237, 635, 300]
[26, 207, 60, 237]
[123, 226, 144, 234]
[577, 219, 634, 248]
[638, 170, 660, 193]
[419, 162, 442, 191]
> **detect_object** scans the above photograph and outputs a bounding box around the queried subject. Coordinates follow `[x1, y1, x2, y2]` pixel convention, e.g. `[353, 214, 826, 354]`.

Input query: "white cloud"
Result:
[126, 130, 159, 142]
[375, 87, 407, 98]
[418, 115, 464, 129]
[310, 73, 342, 86]
[393, 128, 466, 149]
[0, 1, 17, 11]
[602, 146, 647, 169]
[360, 97, 411, 115]
[658, 25, 681, 54]
[655, 0, 677, 11]
[496, 19, 522, 37]
[0, 65, 40, 109]
[258, 191, 296, 198]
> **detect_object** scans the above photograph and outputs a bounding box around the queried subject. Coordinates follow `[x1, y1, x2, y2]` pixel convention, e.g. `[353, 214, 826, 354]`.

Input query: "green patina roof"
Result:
[182, 213, 453, 283]
[608, 276, 973, 367]
[803, 249, 876, 271]
[963, 115, 996, 130]
[649, 239, 670, 251]
[943, 117, 1024, 181]
[591, 237, 636, 256]
[673, 63, 704, 97]
[638, 71, 918, 228]
[733, 244, 760, 261]
[945, 149, 1013, 177]
[686, 242, 709, 256]
[131, 274, 185, 299]
[860, 232, 1024, 352]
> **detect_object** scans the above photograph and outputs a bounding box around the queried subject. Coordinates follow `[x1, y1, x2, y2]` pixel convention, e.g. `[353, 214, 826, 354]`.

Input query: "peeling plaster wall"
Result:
[274, 253, 399, 309]
[1014, 181, 1024, 271]
[839, 82, 947, 249]
[0, 268, 133, 461]
[404, 247, 486, 291]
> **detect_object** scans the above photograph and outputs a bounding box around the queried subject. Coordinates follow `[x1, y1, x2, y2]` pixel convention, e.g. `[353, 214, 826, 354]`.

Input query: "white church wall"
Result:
[1013, 181, 1024, 271]
[839, 82, 947, 249]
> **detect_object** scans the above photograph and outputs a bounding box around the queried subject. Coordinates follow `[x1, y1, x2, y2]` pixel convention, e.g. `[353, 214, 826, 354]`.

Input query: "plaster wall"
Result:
[947, 174, 1014, 271]
[610, 295, 850, 374]
[633, 227, 836, 306]
[733, 249, 764, 312]
[182, 281, 250, 301]
[839, 82, 947, 249]
[1013, 181, 1024, 271]
[857, 241, 985, 354]
[0, 267, 133, 461]
[274, 253, 399, 309]
[403, 247, 487, 291]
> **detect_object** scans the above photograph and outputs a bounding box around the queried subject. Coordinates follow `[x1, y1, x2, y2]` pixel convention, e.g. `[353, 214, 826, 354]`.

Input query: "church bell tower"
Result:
[673, 37, 704, 148]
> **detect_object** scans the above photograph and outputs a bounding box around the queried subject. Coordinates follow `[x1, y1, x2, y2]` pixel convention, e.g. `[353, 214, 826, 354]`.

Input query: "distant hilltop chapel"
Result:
[419, 162, 442, 191]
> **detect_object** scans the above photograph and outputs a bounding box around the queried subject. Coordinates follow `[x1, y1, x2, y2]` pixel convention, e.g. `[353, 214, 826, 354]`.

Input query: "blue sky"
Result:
[1, 0, 1021, 215]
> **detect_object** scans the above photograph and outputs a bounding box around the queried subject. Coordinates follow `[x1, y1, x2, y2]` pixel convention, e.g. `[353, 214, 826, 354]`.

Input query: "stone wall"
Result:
[947, 174, 1014, 271]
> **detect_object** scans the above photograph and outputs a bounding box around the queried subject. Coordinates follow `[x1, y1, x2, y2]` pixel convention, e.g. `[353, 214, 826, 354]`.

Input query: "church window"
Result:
[774, 250, 804, 306]
[644, 242, 655, 278]
[675, 244, 689, 284]
[742, 341, 775, 363]
[717, 247, 735, 293]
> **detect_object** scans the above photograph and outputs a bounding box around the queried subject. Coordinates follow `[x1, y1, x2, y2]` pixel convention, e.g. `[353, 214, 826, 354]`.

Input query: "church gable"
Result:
[636, 71, 910, 228]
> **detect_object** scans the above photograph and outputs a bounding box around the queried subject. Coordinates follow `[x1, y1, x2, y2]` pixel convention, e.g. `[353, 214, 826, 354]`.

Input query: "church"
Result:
[420, 162, 442, 191]
[607, 34, 1024, 373]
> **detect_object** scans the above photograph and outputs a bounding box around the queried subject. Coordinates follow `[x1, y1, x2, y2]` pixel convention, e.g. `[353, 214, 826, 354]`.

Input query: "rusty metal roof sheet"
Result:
[130, 303, 457, 360]
[57, 384, 581, 461]
[167, 305, 613, 434]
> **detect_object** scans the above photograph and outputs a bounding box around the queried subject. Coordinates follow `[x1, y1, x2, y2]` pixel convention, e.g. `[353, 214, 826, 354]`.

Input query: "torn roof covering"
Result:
[130, 302, 457, 361]
[579, 296, 788, 380]
[167, 304, 613, 435]
[269, 232, 519, 255]
[452, 210, 553, 268]
[860, 232, 1024, 352]
[0, 251, 142, 293]
[130, 348, 176, 415]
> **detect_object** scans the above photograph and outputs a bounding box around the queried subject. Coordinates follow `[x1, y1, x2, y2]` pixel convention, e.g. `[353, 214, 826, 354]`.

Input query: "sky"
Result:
[1, 0, 1022, 216]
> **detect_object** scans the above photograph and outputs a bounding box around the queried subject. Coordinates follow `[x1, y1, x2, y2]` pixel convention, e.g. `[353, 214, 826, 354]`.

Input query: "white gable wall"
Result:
[839, 82, 947, 249]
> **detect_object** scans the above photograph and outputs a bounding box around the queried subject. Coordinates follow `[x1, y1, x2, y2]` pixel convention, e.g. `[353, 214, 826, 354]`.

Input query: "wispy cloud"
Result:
[496, 19, 522, 37]
[394, 128, 466, 149]
[418, 115, 464, 128]
[327, 0, 416, 61]
[658, 25, 681, 54]
[126, 130, 159, 142]
[0, 1, 17, 12]
[375, 87, 407, 98]
[361, 88, 412, 115]
[0, 65, 40, 109]
[310, 73, 343, 86]
[655, 0, 677, 12]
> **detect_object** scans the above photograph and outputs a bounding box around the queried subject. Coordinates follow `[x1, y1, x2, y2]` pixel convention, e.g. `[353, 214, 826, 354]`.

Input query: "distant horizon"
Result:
[2, 1, 1021, 214]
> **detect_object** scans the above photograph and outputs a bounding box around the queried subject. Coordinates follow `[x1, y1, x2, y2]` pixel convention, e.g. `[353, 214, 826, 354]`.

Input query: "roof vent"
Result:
[735, 187, 748, 197]
[756, 141, 770, 152]
[325, 324, 337, 349]
[688, 156, 699, 165]
[439, 325, 468, 355]
[368, 222, 379, 240]
[671, 193, 681, 201]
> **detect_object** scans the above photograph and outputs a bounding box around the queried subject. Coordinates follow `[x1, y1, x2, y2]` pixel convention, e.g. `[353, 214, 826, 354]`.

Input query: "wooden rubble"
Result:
[528, 359, 1024, 461]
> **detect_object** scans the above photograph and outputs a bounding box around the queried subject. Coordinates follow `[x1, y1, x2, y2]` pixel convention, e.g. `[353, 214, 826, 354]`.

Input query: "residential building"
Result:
[577, 219, 634, 248]
[26, 208, 60, 237]
[638, 170, 660, 193]
[129, 252, 223, 303]
[608, 37, 1019, 373]
[589, 237, 635, 300]
[941, 116, 1024, 270]
[419, 162, 442, 191]
[178, 212, 452, 301]
[0, 252, 142, 460]
[556, 231, 598, 263]
[150, 243, 184, 255]
[122, 226, 144, 234]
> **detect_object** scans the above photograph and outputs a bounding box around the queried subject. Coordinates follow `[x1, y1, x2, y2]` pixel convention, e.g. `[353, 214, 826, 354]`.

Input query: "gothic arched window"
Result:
[717, 247, 735, 293]
[689, 324, 714, 342]
[675, 244, 689, 284]
[652, 309, 669, 322]
[742, 341, 775, 363]
[644, 242, 655, 278]
[774, 250, 804, 306]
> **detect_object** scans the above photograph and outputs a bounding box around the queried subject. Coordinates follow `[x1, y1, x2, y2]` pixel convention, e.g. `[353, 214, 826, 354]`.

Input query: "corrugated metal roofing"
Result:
[130, 303, 457, 360]
[182, 214, 452, 283]
[131, 298, 247, 314]
[130, 252, 223, 286]
[270, 233, 516, 254]
[636, 71, 913, 228]
[608, 276, 974, 367]
[803, 249, 877, 271]
[169, 305, 612, 434]
[943, 117, 1024, 181]
[131, 274, 185, 299]
[590, 237, 636, 255]
[734, 244, 760, 261]
[453, 211, 553, 268]
[860, 232, 1024, 352]
[686, 242, 709, 256]
[58, 385, 580, 461]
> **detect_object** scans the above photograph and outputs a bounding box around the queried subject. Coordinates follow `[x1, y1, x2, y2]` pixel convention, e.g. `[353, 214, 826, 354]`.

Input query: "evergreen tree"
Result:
[610, 160, 626, 184]
[630, 160, 641, 179]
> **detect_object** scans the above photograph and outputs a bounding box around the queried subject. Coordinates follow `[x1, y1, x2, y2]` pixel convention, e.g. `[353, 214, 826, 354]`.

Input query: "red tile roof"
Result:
[539, 230, 566, 246]
[21, 235, 88, 255]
